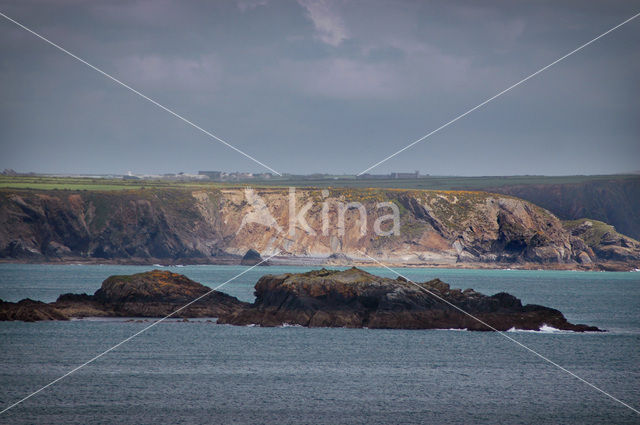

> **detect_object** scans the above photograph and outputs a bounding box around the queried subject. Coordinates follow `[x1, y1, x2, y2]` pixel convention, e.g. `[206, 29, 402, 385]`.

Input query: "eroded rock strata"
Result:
[218, 268, 600, 332]
[1, 188, 639, 270]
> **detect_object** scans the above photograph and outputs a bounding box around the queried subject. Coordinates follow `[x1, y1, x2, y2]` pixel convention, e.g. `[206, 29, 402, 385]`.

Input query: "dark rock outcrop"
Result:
[218, 268, 600, 332]
[326, 252, 352, 265]
[86, 270, 247, 317]
[240, 249, 266, 266]
[0, 270, 248, 321]
[0, 299, 68, 322]
[0, 269, 602, 331]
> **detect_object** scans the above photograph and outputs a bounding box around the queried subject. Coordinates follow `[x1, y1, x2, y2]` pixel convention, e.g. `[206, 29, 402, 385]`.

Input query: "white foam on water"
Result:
[435, 328, 468, 332]
[506, 324, 566, 333]
[539, 324, 563, 333]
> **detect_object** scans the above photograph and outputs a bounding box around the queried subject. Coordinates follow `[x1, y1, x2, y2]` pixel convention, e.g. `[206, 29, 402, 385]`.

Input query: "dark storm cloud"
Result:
[0, 0, 638, 175]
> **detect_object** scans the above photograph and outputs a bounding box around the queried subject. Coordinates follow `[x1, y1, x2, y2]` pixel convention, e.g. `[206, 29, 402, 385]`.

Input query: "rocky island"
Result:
[0, 268, 600, 332]
[218, 267, 599, 331]
[0, 270, 248, 321]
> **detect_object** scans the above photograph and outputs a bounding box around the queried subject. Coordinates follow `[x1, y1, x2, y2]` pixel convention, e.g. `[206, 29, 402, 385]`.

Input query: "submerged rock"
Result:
[217, 267, 600, 332]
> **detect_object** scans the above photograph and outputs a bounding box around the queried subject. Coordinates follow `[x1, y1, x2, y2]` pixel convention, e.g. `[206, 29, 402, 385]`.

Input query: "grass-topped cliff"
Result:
[0, 183, 638, 270]
[3, 174, 637, 240]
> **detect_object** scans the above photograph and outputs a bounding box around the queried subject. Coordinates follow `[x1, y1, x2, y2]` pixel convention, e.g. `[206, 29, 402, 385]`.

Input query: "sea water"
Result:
[0, 264, 638, 424]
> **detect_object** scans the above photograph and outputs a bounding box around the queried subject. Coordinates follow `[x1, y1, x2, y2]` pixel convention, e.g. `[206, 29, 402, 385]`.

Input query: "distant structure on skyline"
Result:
[391, 171, 420, 179]
[198, 171, 273, 181]
[2, 168, 426, 182]
[196, 170, 423, 181]
[357, 171, 421, 180]
[198, 171, 222, 180]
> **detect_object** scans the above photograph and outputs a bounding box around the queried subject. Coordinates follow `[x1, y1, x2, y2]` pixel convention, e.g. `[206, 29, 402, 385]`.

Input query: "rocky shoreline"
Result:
[0, 269, 601, 332]
[0, 255, 636, 271]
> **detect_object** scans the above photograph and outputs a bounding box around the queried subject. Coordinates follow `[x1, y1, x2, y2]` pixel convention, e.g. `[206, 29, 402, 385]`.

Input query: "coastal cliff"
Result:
[486, 177, 640, 240]
[1, 187, 638, 270]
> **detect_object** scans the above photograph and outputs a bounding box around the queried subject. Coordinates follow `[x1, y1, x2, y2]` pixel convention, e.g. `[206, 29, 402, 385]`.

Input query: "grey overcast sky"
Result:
[0, 0, 638, 176]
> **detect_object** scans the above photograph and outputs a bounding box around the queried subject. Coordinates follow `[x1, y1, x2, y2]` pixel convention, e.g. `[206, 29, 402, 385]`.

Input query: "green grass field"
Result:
[0, 174, 636, 192]
[254, 174, 638, 190]
[0, 176, 222, 191]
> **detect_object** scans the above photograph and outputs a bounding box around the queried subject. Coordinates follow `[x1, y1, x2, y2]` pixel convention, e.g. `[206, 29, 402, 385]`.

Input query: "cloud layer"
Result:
[0, 0, 638, 175]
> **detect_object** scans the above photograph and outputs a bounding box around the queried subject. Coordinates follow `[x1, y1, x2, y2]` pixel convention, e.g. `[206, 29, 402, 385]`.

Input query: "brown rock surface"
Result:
[1, 188, 638, 270]
[0, 299, 68, 322]
[90, 270, 248, 317]
[0, 270, 248, 321]
[218, 268, 600, 332]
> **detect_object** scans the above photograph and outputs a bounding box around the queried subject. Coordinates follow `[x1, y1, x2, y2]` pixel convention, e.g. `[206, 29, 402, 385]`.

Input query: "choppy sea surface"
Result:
[0, 264, 638, 424]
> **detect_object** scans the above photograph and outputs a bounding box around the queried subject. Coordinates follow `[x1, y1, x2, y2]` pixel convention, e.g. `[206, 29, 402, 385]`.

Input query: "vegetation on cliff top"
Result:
[1, 182, 639, 269]
[563, 218, 638, 248]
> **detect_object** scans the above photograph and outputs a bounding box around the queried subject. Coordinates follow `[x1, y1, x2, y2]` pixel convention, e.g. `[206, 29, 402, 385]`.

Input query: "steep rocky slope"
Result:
[563, 219, 640, 267]
[0, 190, 226, 261]
[0, 187, 638, 269]
[485, 177, 640, 240]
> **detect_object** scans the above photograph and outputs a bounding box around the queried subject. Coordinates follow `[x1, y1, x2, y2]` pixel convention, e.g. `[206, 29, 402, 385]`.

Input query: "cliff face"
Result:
[563, 219, 640, 266]
[486, 177, 640, 240]
[0, 187, 638, 269]
[0, 190, 225, 261]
